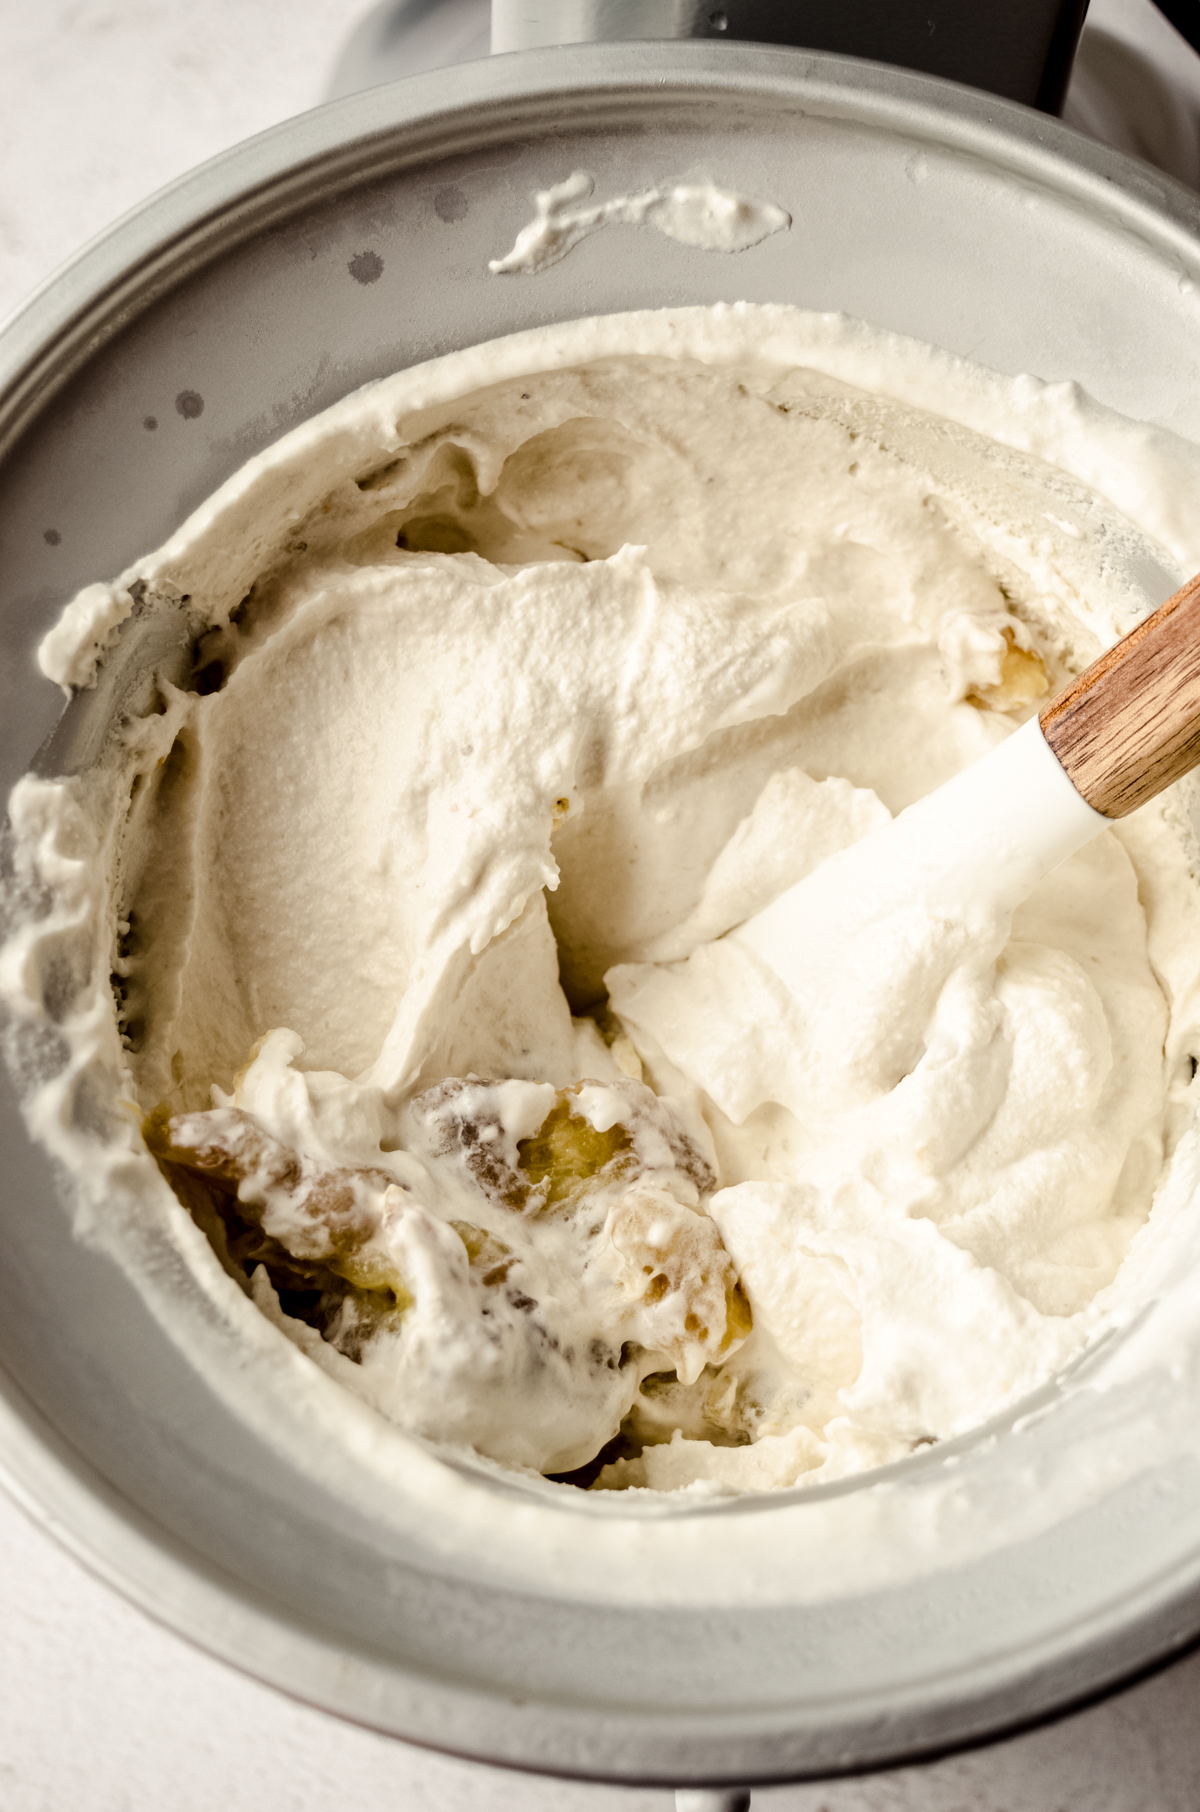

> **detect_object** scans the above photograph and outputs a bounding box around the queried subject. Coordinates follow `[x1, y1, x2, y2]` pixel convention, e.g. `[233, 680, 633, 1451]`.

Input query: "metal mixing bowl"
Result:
[5, 42, 1200, 1791]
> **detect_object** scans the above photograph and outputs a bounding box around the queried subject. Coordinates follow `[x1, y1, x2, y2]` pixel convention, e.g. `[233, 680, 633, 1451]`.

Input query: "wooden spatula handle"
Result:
[1040, 570, 1200, 818]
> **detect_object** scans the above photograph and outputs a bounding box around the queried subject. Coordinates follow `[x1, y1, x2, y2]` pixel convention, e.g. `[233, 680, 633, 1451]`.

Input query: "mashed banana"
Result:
[8, 305, 1200, 1494]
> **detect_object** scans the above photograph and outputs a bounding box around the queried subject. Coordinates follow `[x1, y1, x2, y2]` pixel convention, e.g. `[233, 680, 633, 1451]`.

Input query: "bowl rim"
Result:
[5, 39, 1200, 1787]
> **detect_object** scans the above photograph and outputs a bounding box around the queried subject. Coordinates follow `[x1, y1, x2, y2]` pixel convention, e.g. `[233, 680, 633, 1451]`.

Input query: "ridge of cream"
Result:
[36, 303, 1200, 697]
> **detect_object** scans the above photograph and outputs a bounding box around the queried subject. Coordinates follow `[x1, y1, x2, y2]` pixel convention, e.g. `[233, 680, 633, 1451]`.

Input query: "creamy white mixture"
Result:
[7, 304, 1200, 1500]
[487, 171, 790, 274]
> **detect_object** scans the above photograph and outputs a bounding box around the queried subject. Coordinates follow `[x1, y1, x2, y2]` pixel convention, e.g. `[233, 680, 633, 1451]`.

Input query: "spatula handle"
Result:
[1040, 570, 1200, 818]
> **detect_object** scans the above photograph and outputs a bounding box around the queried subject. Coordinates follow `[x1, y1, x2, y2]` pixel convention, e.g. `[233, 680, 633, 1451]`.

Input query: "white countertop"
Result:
[4, 2, 1200, 1806]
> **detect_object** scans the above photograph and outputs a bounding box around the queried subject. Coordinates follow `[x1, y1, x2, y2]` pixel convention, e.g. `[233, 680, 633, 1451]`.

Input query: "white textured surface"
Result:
[5, 1471, 1200, 1811]
[4, 0, 1200, 1805]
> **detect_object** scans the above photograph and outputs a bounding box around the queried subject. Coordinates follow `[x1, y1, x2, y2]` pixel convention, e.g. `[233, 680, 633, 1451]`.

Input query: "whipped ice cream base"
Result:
[7, 304, 1200, 1602]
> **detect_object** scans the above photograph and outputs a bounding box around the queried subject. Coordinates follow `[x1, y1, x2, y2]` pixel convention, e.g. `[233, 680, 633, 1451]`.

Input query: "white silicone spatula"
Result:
[686, 567, 1200, 1129]
[745, 567, 1200, 972]
[933, 560, 1200, 883]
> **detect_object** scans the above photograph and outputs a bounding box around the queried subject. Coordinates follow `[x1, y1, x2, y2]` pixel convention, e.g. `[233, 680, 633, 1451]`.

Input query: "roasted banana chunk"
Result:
[145, 1103, 406, 1297]
[406, 1074, 715, 1213]
[148, 1074, 749, 1477]
[600, 1183, 752, 1384]
[145, 1104, 415, 1358]
[969, 626, 1049, 711]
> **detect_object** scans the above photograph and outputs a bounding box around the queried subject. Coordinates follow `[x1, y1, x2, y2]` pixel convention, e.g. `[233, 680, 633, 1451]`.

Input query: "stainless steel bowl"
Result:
[5, 43, 1200, 1791]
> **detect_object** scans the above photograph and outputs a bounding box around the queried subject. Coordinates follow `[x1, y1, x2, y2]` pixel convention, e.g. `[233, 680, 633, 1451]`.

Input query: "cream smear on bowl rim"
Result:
[486, 170, 792, 274]
[6, 302, 1200, 1598]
